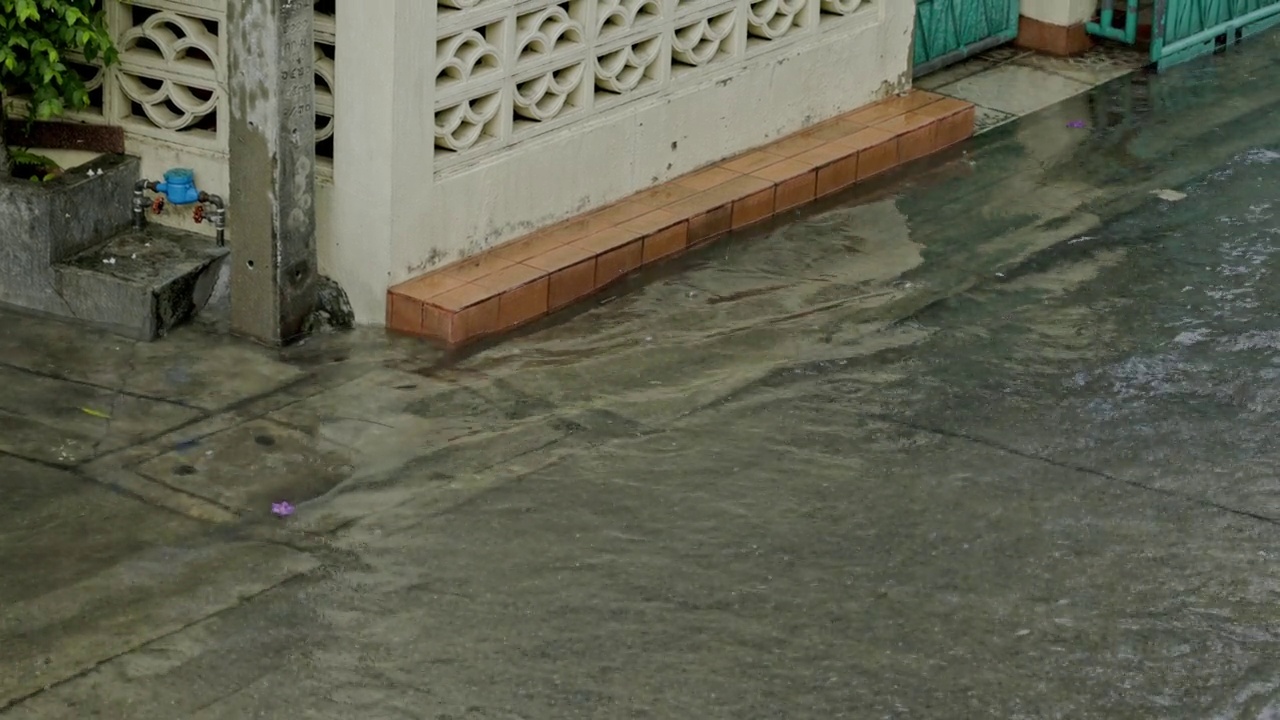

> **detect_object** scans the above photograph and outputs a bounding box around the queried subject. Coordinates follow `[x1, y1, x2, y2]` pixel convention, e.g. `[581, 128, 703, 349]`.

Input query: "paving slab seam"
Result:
[0, 359, 201, 410]
[864, 412, 1280, 530]
[82, 369, 341, 469]
[0, 571, 317, 715]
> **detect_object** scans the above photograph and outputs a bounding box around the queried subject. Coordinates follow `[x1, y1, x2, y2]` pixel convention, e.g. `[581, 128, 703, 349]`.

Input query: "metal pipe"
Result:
[132, 179, 155, 230]
[199, 192, 227, 247]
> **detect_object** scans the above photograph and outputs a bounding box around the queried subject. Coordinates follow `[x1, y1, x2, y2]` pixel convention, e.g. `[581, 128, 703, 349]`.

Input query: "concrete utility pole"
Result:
[227, 0, 320, 345]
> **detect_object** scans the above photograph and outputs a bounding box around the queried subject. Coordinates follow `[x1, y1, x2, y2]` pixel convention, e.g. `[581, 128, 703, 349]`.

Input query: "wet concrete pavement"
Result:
[5, 35, 1280, 719]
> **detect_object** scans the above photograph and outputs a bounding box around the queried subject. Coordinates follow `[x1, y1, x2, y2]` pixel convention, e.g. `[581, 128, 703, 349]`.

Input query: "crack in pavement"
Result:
[863, 410, 1280, 530]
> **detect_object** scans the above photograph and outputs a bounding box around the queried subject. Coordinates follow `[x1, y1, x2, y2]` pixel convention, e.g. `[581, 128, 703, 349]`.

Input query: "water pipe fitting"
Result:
[199, 192, 227, 247]
[132, 178, 157, 230]
[130, 170, 227, 246]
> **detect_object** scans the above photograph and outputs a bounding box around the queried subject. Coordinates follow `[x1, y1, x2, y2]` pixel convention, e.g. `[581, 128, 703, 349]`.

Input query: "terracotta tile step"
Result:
[388, 90, 975, 346]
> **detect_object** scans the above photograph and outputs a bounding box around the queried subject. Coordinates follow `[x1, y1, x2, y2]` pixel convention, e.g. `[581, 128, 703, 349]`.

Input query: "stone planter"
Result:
[0, 153, 138, 315]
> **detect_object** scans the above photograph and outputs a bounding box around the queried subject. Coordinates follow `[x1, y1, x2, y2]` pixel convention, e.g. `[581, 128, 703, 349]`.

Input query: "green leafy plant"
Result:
[0, 0, 117, 176]
[9, 145, 60, 181]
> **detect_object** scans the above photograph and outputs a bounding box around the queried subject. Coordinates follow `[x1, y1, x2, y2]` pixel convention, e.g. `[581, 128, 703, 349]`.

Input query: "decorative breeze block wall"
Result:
[47, 0, 337, 167]
[434, 0, 871, 172]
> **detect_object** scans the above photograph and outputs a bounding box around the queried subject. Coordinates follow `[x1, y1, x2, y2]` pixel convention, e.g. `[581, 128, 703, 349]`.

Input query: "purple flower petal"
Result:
[271, 501, 295, 517]
[1067, 120, 1087, 129]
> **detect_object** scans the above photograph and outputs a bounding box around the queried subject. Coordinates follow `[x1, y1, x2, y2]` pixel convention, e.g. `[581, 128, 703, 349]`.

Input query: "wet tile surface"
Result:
[936, 63, 1094, 116]
[926, 42, 1151, 135]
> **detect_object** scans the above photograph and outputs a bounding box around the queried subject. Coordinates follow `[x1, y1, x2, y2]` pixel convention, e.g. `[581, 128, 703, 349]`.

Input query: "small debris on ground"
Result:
[1152, 188, 1188, 202]
[271, 501, 295, 518]
[80, 407, 111, 419]
[102, 257, 117, 265]
[1066, 120, 1087, 129]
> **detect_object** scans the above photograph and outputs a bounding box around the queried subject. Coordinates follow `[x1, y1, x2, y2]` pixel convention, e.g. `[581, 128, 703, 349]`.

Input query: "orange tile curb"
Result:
[389, 89, 975, 346]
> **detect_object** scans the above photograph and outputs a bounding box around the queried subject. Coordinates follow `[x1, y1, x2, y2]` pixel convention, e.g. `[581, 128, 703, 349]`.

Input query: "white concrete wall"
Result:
[71, 0, 911, 325]
[1021, 0, 1097, 26]
[323, 0, 912, 324]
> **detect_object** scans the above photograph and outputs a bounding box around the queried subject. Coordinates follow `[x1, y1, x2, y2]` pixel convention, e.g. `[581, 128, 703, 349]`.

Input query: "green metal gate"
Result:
[1087, 0, 1280, 70]
[913, 0, 1021, 77]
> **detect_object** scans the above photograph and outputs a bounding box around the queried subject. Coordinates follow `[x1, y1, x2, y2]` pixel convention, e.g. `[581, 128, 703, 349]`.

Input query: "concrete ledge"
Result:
[387, 90, 975, 347]
[1016, 16, 1093, 56]
[0, 154, 138, 315]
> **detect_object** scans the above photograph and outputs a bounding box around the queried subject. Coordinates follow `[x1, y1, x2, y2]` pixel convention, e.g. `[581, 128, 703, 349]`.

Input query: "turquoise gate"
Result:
[1088, 0, 1280, 70]
[913, 0, 1022, 77]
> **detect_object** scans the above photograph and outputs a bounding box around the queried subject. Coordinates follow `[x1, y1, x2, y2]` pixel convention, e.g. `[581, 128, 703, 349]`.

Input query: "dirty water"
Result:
[4, 34, 1280, 720]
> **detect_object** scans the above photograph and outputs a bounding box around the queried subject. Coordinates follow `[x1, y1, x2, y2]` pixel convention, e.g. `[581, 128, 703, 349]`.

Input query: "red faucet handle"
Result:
[151, 196, 165, 215]
[193, 204, 205, 224]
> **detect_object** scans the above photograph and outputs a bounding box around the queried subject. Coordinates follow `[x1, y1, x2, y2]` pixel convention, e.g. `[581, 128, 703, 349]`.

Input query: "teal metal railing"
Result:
[1088, 0, 1280, 69]
[914, 0, 1021, 77]
[1087, 0, 1142, 43]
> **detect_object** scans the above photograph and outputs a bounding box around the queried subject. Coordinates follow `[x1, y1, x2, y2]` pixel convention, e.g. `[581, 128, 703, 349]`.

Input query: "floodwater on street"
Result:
[3, 33, 1280, 720]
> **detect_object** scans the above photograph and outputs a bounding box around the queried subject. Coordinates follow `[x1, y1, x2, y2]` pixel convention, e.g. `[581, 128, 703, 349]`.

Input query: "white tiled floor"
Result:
[921, 44, 1150, 134]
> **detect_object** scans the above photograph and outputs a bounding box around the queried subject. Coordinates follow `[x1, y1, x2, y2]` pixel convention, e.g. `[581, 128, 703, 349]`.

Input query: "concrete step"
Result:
[0, 154, 138, 314]
[54, 226, 229, 340]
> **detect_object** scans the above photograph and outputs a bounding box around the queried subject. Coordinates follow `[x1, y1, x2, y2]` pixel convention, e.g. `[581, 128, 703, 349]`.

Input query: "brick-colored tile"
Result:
[915, 97, 972, 120]
[667, 175, 772, 219]
[902, 89, 944, 105]
[572, 226, 643, 255]
[632, 183, 699, 208]
[876, 111, 935, 136]
[422, 304, 451, 341]
[497, 276, 549, 329]
[643, 222, 688, 262]
[429, 282, 499, 312]
[775, 171, 816, 211]
[676, 166, 739, 191]
[472, 262, 546, 293]
[767, 132, 827, 158]
[721, 150, 786, 174]
[666, 190, 731, 219]
[833, 127, 897, 152]
[449, 297, 500, 344]
[846, 91, 940, 126]
[621, 208, 681, 235]
[393, 89, 976, 347]
[936, 106, 975, 148]
[441, 252, 513, 284]
[717, 174, 774, 202]
[549, 259, 596, 310]
[390, 272, 466, 302]
[492, 232, 569, 263]
[387, 293, 424, 335]
[751, 158, 813, 184]
[856, 136, 900, 180]
[898, 123, 939, 163]
[525, 243, 598, 272]
[815, 153, 860, 197]
[588, 200, 654, 226]
[688, 205, 732, 246]
[802, 119, 866, 142]
[732, 187, 776, 228]
[544, 214, 614, 245]
[792, 142, 856, 171]
[596, 240, 643, 287]
[1015, 15, 1092, 55]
